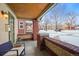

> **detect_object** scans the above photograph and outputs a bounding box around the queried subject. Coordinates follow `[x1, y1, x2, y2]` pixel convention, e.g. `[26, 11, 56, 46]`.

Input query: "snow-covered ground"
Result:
[59, 35, 79, 47]
[39, 30, 79, 37]
[39, 30, 79, 47]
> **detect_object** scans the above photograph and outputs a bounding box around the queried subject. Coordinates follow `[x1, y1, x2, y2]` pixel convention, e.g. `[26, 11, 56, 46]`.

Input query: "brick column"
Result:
[33, 19, 39, 40]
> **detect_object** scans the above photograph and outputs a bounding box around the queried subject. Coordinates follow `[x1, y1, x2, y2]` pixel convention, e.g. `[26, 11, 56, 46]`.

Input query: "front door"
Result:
[8, 13, 15, 44]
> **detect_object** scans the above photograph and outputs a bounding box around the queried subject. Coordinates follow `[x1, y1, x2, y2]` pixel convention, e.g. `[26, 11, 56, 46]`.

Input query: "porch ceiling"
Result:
[7, 3, 53, 20]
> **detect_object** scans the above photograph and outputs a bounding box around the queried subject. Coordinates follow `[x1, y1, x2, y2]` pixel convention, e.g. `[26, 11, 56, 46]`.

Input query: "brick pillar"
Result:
[33, 19, 39, 40]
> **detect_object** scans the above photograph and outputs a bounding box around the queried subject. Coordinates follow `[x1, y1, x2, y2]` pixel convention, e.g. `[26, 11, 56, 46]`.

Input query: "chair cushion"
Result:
[0, 41, 13, 55]
[4, 46, 24, 56]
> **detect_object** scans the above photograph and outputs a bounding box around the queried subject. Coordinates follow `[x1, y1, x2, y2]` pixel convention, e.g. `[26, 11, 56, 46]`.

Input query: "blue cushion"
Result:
[0, 41, 13, 55]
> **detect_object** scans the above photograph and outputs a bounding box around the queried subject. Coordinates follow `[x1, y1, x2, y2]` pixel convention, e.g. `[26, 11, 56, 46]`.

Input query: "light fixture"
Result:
[0, 11, 8, 19]
[0, 11, 3, 18]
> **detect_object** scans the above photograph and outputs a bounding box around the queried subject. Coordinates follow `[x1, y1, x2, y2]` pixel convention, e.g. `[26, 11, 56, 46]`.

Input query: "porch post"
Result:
[33, 19, 39, 40]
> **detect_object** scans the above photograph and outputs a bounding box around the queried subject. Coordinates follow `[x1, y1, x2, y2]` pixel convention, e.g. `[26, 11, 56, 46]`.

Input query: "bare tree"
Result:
[50, 9, 61, 31]
[43, 16, 51, 31]
[40, 4, 67, 31]
[65, 12, 76, 30]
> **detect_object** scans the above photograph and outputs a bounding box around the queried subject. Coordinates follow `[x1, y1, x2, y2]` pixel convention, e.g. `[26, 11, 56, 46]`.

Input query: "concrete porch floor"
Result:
[21, 40, 49, 56]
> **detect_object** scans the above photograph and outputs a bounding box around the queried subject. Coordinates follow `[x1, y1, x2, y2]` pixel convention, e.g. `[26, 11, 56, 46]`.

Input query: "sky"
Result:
[40, 3, 79, 25]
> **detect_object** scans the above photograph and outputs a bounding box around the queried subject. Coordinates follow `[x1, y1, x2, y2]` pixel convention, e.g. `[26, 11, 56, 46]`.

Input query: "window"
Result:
[19, 21, 24, 29]
[39, 3, 79, 31]
[20, 22, 23, 24]
[25, 21, 33, 33]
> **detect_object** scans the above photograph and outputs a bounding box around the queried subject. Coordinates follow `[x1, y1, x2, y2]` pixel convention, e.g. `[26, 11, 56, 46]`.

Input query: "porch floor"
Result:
[21, 40, 49, 56]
